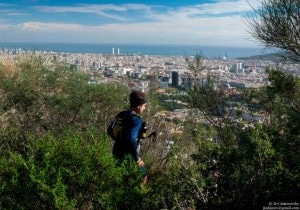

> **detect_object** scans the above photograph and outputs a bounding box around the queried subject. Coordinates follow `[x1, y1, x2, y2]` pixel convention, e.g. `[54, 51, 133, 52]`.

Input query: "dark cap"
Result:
[130, 90, 147, 108]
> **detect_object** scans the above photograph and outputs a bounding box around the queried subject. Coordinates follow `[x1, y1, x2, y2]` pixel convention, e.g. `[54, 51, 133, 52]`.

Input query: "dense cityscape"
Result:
[1, 46, 299, 125]
[1, 47, 299, 88]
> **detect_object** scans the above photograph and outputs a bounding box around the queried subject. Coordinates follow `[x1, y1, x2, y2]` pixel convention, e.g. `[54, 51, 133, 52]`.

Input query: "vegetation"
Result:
[1, 0, 300, 207]
[0, 52, 299, 209]
[0, 56, 128, 155]
[0, 131, 150, 209]
[246, 0, 300, 62]
[154, 91, 189, 111]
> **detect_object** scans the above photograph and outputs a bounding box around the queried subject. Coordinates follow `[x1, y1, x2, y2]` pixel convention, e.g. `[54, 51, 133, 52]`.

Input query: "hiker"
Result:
[111, 90, 148, 184]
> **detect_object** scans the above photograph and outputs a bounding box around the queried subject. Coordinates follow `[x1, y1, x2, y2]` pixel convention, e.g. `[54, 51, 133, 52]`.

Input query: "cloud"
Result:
[34, 3, 158, 14]
[192, 0, 255, 15]
[10, 13, 254, 47]
[32, 1, 256, 23]
[0, 0, 260, 47]
[33, 4, 159, 22]
[0, 10, 27, 16]
[0, 23, 11, 30]
[18, 22, 84, 31]
[0, 3, 27, 16]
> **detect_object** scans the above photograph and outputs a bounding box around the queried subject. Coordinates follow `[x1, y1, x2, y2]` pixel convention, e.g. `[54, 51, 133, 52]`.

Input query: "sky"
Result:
[0, 0, 261, 48]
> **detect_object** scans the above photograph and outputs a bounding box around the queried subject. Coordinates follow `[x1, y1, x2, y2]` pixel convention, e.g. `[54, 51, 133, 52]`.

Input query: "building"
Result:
[172, 71, 179, 87]
[231, 62, 244, 73]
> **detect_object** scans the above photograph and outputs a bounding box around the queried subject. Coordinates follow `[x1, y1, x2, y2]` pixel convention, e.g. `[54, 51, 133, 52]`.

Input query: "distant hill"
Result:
[238, 53, 283, 61]
[238, 52, 299, 64]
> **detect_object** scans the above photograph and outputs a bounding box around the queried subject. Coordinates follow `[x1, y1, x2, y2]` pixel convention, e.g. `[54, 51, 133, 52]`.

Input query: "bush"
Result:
[0, 58, 128, 154]
[1, 57, 299, 209]
[0, 130, 148, 209]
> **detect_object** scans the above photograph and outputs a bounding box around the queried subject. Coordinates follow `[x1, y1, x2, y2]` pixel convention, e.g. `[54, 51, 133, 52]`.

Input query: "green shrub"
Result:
[0, 130, 148, 209]
[0, 58, 128, 154]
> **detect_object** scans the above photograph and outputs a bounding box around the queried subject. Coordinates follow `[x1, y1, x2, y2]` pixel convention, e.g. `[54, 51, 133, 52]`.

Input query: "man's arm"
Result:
[125, 115, 141, 161]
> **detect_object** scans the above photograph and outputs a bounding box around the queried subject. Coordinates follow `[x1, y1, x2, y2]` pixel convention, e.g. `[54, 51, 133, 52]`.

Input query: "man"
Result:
[112, 90, 147, 183]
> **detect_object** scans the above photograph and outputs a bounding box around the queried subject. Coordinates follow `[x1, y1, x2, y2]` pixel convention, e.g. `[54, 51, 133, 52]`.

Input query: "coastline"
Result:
[0, 42, 263, 58]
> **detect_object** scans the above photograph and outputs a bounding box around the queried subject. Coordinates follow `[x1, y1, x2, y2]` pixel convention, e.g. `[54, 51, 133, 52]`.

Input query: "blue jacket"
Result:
[112, 110, 142, 161]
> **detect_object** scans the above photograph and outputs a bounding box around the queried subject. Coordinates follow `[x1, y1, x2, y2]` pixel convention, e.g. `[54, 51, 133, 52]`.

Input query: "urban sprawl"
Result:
[1, 47, 299, 127]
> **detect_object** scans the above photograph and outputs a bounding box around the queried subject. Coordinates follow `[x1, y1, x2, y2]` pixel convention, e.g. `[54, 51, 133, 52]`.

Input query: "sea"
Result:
[0, 42, 266, 58]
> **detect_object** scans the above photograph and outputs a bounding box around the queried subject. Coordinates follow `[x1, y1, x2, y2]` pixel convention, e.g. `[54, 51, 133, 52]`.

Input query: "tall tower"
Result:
[112, 47, 115, 55]
[172, 71, 179, 87]
[117, 48, 120, 55]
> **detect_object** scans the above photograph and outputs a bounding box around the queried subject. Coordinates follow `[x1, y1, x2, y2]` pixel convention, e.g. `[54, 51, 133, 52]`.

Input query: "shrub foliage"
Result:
[0, 57, 299, 209]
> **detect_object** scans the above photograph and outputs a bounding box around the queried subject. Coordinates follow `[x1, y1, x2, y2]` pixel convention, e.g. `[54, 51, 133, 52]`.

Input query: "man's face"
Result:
[137, 103, 147, 114]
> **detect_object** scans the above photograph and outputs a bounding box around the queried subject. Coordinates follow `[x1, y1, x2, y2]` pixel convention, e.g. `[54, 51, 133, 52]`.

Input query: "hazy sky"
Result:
[0, 0, 261, 47]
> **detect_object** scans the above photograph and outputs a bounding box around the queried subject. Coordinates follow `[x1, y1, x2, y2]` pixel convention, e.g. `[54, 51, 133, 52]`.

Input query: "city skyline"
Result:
[0, 0, 261, 48]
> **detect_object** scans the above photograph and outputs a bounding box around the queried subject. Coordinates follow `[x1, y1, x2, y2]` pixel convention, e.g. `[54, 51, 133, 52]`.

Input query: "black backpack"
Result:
[107, 111, 127, 141]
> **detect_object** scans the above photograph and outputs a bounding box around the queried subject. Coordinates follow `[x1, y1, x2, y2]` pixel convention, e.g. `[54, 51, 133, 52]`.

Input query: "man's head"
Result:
[130, 90, 147, 114]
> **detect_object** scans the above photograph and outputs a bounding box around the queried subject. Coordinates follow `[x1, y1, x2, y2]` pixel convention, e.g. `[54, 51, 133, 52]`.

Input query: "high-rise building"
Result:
[172, 71, 179, 87]
[231, 62, 244, 73]
[117, 48, 120, 55]
[112, 48, 115, 55]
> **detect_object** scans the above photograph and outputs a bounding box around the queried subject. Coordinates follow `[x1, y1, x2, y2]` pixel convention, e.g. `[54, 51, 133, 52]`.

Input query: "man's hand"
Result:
[137, 158, 144, 167]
